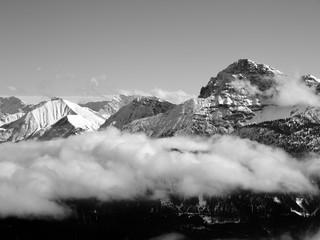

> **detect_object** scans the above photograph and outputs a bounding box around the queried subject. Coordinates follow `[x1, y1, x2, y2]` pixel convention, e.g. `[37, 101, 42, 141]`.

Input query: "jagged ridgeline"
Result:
[2, 59, 320, 156]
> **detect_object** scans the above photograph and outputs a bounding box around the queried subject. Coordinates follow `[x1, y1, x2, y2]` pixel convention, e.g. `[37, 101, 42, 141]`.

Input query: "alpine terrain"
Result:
[0, 97, 105, 142]
[122, 59, 320, 156]
[2, 59, 320, 239]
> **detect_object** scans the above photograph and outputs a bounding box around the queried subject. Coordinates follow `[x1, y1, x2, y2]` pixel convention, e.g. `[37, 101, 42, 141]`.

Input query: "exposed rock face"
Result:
[80, 95, 137, 118]
[100, 96, 174, 130]
[199, 59, 284, 101]
[123, 97, 256, 137]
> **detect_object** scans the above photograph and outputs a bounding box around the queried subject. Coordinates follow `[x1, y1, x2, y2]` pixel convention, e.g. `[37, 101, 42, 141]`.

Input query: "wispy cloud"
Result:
[7, 86, 17, 91]
[0, 128, 318, 218]
[90, 75, 107, 87]
[118, 88, 195, 104]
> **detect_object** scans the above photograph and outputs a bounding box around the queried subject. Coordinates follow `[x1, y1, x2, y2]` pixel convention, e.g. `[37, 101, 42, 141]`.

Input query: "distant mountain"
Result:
[80, 94, 137, 118]
[0, 98, 105, 142]
[100, 96, 175, 130]
[0, 96, 33, 126]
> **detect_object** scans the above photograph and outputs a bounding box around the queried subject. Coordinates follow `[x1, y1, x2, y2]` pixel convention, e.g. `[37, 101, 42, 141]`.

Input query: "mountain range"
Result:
[1, 59, 320, 156]
[2, 59, 320, 238]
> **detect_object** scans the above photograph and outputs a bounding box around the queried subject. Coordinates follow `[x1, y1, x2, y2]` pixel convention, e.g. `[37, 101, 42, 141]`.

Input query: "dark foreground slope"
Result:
[1, 194, 320, 240]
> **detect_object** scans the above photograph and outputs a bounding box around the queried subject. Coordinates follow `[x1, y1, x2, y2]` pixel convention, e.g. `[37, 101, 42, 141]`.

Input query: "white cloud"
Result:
[0, 128, 318, 218]
[230, 75, 320, 107]
[90, 75, 107, 87]
[118, 88, 195, 104]
[272, 75, 320, 107]
[151, 89, 195, 104]
[90, 78, 100, 87]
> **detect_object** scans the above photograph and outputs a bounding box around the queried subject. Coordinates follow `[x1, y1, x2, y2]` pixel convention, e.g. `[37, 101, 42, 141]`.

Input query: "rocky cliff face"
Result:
[100, 96, 175, 130]
[199, 59, 284, 101]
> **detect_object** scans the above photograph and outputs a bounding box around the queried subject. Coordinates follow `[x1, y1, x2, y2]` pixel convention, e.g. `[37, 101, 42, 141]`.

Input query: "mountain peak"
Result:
[222, 59, 283, 76]
[199, 59, 284, 99]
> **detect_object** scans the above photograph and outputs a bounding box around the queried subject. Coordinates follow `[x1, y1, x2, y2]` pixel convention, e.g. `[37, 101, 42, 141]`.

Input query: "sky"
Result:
[0, 0, 320, 101]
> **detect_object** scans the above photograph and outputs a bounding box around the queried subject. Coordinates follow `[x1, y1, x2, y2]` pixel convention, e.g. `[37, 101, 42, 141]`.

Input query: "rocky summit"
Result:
[199, 59, 284, 99]
[100, 96, 175, 130]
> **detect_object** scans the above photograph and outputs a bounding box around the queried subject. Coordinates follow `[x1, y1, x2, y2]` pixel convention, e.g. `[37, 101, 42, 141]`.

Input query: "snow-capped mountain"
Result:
[80, 94, 137, 118]
[0, 98, 105, 142]
[100, 96, 175, 130]
[123, 59, 320, 155]
[123, 59, 279, 136]
[2, 59, 320, 156]
[199, 59, 284, 101]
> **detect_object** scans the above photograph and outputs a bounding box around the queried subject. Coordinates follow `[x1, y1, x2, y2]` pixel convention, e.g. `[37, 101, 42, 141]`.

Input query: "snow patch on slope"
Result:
[0, 98, 105, 142]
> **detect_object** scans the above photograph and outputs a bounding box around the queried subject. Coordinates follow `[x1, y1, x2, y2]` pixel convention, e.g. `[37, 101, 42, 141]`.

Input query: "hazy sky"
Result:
[0, 0, 320, 98]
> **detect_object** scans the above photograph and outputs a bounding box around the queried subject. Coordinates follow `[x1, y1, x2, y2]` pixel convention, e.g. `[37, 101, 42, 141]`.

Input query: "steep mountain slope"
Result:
[0, 98, 105, 142]
[234, 107, 320, 155]
[123, 96, 254, 137]
[80, 95, 137, 118]
[100, 96, 175, 130]
[199, 59, 284, 101]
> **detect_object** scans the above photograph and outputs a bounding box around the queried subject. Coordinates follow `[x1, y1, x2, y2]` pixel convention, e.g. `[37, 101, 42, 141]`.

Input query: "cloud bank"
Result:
[0, 127, 319, 218]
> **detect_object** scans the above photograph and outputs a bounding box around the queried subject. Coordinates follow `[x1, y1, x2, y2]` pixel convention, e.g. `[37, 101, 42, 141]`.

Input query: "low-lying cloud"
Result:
[231, 75, 320, 107]
[0, 127, 319, 218]
[272, 75, 320, 107]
